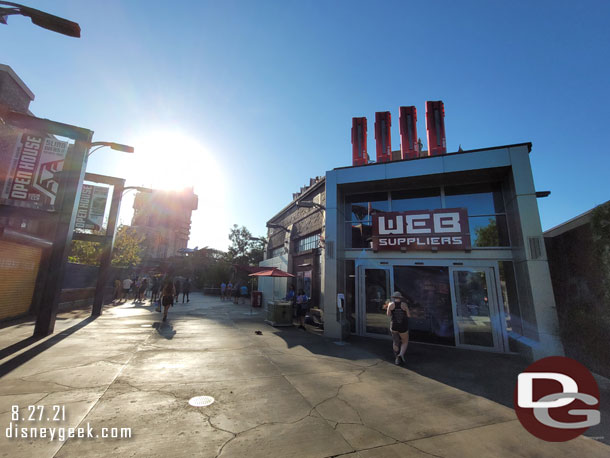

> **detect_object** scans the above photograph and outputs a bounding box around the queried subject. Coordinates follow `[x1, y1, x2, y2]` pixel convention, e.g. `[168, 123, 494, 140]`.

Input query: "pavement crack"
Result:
[403, 443, 445, 458]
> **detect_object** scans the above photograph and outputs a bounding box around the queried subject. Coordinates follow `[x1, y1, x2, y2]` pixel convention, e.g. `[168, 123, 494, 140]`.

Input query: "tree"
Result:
[474, 219, 499, 247]
[68, 240, 102, 266]
[111, 225, 145, 267]
[226, 224, 266, 266]
[68, 224, 145, 267]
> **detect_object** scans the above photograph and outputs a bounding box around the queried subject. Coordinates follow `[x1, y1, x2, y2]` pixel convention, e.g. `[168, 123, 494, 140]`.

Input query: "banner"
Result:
[74, 184, 109, 231]
[1, 132, 70, 211]
[372, 208, 471, 251]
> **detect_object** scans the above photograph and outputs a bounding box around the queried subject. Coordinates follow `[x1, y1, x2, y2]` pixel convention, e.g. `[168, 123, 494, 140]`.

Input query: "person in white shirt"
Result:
[122, 278, 133, 302]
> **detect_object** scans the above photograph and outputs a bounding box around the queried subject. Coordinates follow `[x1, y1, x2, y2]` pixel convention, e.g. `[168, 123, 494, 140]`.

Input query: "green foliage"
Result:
[226, 224, 266, 266]
[68, 240, 102, 266]
[474, 219, 499, 247]
[184, 225, 266, 289]
[111, 225, 145, 267]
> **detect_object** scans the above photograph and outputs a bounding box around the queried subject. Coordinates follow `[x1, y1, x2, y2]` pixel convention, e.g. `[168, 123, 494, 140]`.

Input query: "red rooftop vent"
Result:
[351, 117, 368, 166]
[374, 111, 392, 163]
[425, 100, 446, 156]
[399, 106, 418, 159]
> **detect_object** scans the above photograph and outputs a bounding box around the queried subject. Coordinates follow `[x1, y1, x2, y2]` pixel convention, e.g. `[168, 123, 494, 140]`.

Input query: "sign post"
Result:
[80, 173, 125, 316]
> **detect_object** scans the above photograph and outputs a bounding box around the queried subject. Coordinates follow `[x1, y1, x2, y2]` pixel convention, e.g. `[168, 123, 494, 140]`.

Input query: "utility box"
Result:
[265, 300, 293, 326]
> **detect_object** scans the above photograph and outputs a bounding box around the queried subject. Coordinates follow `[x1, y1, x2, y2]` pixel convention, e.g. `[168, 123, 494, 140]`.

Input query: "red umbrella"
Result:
[248, 267, 294, 305]
[248, 267, 294, 278]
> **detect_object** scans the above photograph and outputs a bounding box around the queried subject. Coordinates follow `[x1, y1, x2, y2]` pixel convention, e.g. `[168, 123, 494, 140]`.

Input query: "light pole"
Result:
[0, 1, 80, 37]
[87, 141, 134, 157]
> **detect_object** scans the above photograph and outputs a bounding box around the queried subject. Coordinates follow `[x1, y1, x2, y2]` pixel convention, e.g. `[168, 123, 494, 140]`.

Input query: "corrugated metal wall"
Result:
[0, 240, 42, 320]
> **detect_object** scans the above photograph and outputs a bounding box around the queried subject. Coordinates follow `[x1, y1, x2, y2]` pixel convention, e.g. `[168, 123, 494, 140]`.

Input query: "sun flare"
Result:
[128, 130, 224, 195]
[123, 129, 230, 249]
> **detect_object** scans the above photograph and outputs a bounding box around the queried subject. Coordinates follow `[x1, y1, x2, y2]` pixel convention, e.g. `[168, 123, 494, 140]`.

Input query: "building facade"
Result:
[261, 177, 325, 306]
[131, 188, 198, 260]
[0, 65, 48, 321]
[264, 144, 564, 361]
[544, 201, 610, 374]
[323, 142, 563, 360]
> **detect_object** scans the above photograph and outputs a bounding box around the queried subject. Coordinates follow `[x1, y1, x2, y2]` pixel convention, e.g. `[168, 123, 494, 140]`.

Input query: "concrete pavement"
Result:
[0, 293, 608, 457]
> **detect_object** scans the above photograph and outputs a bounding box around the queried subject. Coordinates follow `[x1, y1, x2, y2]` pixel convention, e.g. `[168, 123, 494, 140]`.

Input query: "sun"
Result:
[128, 129, 225, 195]
[122, 129, 231, 249]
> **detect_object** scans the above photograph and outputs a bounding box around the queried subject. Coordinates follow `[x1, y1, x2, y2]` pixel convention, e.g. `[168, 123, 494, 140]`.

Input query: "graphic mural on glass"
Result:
[393, 266, 454, 345]
[364, 269, 390, 335]
[453, 269, 494, 347]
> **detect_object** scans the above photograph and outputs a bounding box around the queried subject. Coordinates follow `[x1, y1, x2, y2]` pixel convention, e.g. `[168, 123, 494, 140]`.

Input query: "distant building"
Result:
[131, 188, 198, 259]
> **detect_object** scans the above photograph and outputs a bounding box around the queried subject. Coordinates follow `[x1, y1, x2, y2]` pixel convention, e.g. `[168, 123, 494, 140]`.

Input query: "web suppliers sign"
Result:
[372, 208, 471, 251]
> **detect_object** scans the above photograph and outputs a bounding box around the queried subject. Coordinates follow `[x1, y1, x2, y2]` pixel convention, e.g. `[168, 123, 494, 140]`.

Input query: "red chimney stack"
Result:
[399, 106, 418, 159]
[374, 111, 392, 163]
[351, 117, 368, 166]
[425, 101, 446, 156]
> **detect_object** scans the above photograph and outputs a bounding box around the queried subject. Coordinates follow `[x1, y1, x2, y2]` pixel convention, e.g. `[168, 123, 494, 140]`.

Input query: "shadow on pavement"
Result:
[153, 322, 176, 340]
[0, 315, 98, 378]
[266, 323, 527, 408]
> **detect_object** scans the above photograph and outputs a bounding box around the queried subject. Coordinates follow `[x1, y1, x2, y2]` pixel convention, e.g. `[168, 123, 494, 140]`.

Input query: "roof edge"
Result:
[0, 64, 35, 101]
[333, 142, 532, 171]
[267, 177, 326, 225]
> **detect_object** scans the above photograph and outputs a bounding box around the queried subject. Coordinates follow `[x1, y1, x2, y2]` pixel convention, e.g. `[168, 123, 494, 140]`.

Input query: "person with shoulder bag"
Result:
[161, 278, 176, 322]
[386, 291, 411, 365]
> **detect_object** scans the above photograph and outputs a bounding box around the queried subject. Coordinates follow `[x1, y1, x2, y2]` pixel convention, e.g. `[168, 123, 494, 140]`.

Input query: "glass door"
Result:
[358, 267, 391, 336]
[449, 267, 503, 351]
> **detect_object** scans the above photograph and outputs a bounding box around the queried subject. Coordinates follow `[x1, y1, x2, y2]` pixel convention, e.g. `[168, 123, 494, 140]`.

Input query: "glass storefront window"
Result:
[499, 261, 522, 335]
[343, 183, 511, 249]
[345, 192, 389, 222]
[393, 266, 454, 345]
[345, 221, 372, 249]
[391, 188, 441, 212]
[444, 183, 505, 214]
[470, 215, 510, 247]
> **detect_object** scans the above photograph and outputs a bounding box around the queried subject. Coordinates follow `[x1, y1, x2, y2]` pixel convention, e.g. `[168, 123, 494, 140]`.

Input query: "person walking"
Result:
[151, 276, 160, 303]
[227, 281, 233, 301]
[232, 283, 240, 304]
[161, 278, 176, 322]
[122, 277, 133, 303]
[296, 289, 309, 330]
[139, 278, 148, 302]
[240, 284, 248, 304]
[113, 278, 122, 303]
[182, 278, 191, 303]
[220, 282, 227, 301]
[386, 291, 411, 365]
[174, 278, 182, 302]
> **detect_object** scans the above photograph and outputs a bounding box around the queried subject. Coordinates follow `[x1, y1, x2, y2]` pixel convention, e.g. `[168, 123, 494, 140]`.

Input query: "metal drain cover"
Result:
[189, 396, 215, 407]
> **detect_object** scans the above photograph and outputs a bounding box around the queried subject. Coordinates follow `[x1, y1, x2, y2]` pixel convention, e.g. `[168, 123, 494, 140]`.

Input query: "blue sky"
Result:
[2, 0, 609, 250]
